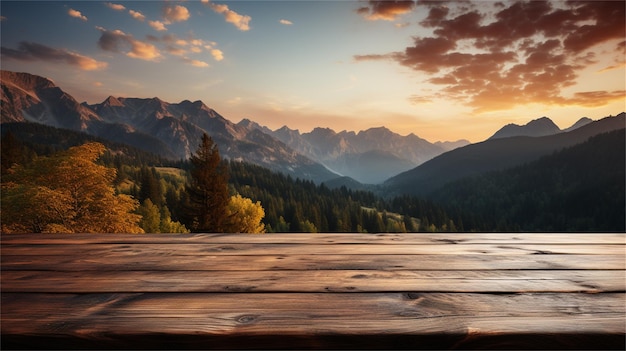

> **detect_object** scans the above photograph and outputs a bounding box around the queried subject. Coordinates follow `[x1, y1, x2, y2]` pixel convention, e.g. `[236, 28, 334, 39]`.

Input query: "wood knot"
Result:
[403, 292, 422, 300]
[236, 314, 258, 324]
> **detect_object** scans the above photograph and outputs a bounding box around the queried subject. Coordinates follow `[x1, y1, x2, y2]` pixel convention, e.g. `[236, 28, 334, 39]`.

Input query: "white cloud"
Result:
[279, 19, 293, 25]
[68, 9, 88, 21]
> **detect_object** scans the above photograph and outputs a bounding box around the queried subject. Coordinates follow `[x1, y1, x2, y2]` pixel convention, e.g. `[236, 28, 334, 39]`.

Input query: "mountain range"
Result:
[2, 70, 623, 190]
[1, 70, 335, 182]
[239, 119, 466, 183]
[1, 70, 466, 184]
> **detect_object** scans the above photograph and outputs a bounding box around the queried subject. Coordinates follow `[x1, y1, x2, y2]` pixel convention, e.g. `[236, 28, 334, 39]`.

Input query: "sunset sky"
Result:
[1, 1, 624, 142]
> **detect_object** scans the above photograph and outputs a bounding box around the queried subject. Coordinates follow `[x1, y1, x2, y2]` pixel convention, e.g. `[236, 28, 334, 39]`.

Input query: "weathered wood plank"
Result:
[2, 270, 622, 293]
[2, 233, 624, 349]
[1, 232, 624, 245]
[2, 293, 624, 349]
[2, 243, 623, 256]
[3, 253, 623, 271]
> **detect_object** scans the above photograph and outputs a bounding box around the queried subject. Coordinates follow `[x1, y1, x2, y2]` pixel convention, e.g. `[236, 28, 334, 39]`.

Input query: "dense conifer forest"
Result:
[431, 129, 626, 232]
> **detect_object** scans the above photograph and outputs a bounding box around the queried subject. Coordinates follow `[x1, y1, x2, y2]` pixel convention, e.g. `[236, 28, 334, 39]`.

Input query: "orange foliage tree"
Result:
[1, 143, 143, 233]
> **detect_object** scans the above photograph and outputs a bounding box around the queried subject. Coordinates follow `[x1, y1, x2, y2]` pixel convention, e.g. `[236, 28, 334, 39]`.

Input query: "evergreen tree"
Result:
[137, 199, 161, 233]
[139, 166, 163, 207]
[184, 133, 230, 232]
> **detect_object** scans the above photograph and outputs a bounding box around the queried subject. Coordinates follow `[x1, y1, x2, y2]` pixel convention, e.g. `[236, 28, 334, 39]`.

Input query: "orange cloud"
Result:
[1, 41, 107, 70]
[597, 62, 626, 73]
[567, 91, 626, 107]
[204, 1, 251, 31]
[162, 5, 190, 24]
[105, 3, 125, 11]
[149, 20, 167, 32]
[96, 27, 161, 61]
[144, 33, 224, 62]
[355, 0, 626, 112]
[183, 58, 209, 68]
[357, 0, 415, 21]
[129, 10, 146, 22]
[211, 49, 224, 61]
[68, 9, 88, 21]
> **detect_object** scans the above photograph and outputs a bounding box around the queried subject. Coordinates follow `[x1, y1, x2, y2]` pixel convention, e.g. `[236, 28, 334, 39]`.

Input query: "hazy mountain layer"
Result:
[240, 119, 470, 184]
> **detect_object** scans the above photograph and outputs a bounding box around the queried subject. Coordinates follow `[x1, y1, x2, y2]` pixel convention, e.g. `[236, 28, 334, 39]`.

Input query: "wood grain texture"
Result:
[2, 269, 623, 293]
[3, 243, 624, 256]
[1, 232, 624, 244]
[3, 253, 623, 271]
[1, 233, 624, 349]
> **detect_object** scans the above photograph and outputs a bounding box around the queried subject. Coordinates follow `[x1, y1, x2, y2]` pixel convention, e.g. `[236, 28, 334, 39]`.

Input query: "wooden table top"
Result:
[1, 233, 624, 350]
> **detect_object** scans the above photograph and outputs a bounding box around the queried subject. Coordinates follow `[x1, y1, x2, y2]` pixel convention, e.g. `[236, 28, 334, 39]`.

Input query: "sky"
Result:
[1, 1, 624, 142]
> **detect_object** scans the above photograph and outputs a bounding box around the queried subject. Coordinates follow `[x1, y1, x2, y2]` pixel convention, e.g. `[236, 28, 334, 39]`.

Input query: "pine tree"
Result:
[137, 199, 161, 233]
[184, 133, 230, 232]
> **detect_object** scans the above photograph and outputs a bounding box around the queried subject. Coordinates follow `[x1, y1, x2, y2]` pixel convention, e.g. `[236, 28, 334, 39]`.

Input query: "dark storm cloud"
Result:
[355, 0, 626, 111]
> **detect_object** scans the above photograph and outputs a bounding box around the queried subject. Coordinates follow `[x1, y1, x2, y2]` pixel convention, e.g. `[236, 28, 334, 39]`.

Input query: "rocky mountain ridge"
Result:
[1, 70, 337, 182]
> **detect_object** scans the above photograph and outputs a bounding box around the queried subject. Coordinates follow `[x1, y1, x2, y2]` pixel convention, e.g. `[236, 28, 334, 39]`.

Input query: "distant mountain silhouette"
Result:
[488, 116, 595, 140]
[435, 139, 472, 151]
[242, 123, 469, 184]
[488, 117, 560, 139]
[384, 112, 626, 197]
[562, 117, 593, 132]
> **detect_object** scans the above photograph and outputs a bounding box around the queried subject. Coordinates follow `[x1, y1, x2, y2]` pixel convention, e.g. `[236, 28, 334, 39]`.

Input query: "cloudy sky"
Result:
[1, 1, 624, 142]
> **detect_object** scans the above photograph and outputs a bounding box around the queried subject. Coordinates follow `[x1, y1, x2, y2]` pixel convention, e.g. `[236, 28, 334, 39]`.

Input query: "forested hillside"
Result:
[1, 123, 462, 233]
[431, 129, 626, 232]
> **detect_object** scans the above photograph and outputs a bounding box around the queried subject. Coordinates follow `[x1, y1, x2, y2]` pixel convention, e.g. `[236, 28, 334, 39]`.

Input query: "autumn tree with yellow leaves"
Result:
[1, 142, 143, 233]
[224, 194, 266, 233]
